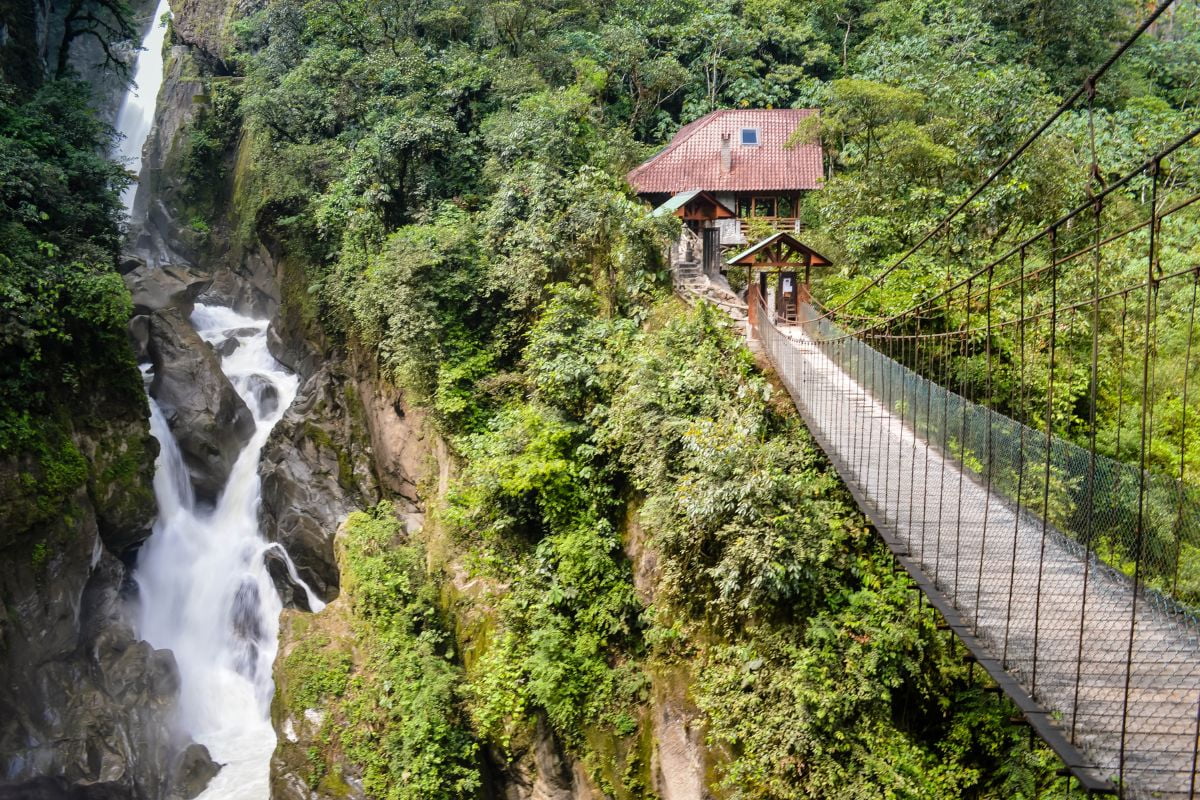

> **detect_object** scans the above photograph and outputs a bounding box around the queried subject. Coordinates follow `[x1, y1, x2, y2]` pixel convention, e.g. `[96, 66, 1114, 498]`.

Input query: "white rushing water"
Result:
[111, 9, 321, 795]
[138, 307, 320, 799]
[112, 0, 172, 214]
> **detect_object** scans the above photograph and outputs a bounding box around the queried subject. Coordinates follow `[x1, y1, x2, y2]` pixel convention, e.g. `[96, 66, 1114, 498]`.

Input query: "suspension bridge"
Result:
[670, 0, 1200, 795]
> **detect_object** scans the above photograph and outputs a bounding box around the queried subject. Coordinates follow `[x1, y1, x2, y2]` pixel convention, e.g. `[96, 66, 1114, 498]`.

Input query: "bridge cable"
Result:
[1072, 87, 1104, 743]
[1119, 156, 1161, 789]
[808, 0, 1181, 325]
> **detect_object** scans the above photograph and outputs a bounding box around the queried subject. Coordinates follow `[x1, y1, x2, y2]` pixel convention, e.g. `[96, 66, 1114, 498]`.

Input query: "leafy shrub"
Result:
[332, 503, 482, 800]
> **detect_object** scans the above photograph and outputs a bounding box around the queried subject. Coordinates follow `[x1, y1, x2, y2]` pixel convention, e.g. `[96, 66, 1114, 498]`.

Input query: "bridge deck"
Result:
[758, 317, 1200, 798]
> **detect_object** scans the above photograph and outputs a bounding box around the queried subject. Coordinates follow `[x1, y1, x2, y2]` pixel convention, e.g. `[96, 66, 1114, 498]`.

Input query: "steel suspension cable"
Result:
[807, 0, 1181, 325]
[1120, 157, 1162, 788]
[1172, 271, 1198, 596]
[818, 124, 1200, 343]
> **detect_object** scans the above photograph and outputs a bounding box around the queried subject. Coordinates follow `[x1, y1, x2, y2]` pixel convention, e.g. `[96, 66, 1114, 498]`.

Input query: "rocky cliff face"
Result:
[85, 0, 721, 796]
[264, 360, 713, 800]
[146, 305, 256, 503]
[0, 0, 160, 117]
[0, 390, 214, 799]
[0, 2, 239, 795]
[257, 359, 380, 606]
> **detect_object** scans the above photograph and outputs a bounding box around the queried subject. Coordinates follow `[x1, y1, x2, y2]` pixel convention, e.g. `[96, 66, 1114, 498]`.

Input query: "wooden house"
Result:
[627, 108, 824, 248]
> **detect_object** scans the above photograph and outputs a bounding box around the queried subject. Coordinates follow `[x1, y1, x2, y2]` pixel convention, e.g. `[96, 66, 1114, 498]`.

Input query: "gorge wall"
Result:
[125, 2, 719, 796]
[0, 2, 201, 796]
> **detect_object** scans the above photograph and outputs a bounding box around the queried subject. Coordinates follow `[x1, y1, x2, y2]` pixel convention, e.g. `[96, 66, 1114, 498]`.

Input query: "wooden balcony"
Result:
[737, 217, 804, 235]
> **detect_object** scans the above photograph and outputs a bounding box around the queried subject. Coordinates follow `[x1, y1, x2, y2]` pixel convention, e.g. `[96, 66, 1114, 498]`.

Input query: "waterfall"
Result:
[111, 0, 172, 215]
[111, 5, 322, 798]
[138, 306, 320, 799]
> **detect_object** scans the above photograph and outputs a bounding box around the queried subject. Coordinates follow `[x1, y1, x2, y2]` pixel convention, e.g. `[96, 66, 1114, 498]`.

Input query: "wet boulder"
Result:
[147, 307, 255, 504]
[245, 373, 279, 417]
[258, 365, 381, 604]
[214, 336, 239, 358]
[0, 521, 201, 800]
[129, 315, 152, 363]
[264, 546, 315, 613]
[123, 262, 212, 316]
[168, 744, 222, 800]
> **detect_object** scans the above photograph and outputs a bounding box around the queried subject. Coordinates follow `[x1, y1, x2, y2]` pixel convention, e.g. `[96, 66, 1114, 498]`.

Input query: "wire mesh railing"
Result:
[754, 298, 1200, 798]
[706, 0, 1200, 792]
[825, 307, 1200, 626]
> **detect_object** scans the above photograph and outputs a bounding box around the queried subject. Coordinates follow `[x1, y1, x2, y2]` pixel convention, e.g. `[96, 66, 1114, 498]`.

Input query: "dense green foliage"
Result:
[179, 0, 1200, 795]
[275, 503, 480, 799]
[0, 73, 146, 531]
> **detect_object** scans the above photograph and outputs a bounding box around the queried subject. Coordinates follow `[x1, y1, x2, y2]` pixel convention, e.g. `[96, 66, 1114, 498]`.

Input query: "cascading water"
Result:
[137, 307, 320, 799]
[112, 0, 172, 214]
[111, 4, 322, 797]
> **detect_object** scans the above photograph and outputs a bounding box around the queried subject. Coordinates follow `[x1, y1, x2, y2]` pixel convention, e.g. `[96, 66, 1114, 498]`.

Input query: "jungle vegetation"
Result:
[0, 2, 147, 532]
[223, 0, 1200, 797]
[5, 0, 1198, 795]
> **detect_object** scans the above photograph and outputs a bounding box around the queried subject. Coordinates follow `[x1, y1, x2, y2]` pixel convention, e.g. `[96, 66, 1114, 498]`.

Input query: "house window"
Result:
[777, 196, 794, 218]
[737, 197, 752, 217]
[754, 197, 776, 217]
[740, 128, 760, 146]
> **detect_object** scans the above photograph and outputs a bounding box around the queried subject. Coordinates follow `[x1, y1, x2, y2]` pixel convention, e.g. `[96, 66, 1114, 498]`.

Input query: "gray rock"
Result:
[124, 263, 212, 316]
[168, 743, 221, 800]
[147, 307, 255, 504]
[121, 253, 147, 275]
[201, 265, 277, 318]
[214, 336, 239, 358]
[258, 365, 381, 604]
[130, 314, 152, 362]
[487, 718, 599, 800]
[0, 512, 187, 800]
[266, 321, 298, 372]
[246, 373, 279, 417]
[264, 546, 314, 613]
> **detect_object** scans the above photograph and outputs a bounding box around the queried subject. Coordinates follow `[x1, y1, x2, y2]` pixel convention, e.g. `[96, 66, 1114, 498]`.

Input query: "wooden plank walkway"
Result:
[756, 315, 1200, 799]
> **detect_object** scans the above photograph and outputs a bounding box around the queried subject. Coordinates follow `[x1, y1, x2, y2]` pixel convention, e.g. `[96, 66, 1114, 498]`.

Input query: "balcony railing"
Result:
[737, 217, 803, 235]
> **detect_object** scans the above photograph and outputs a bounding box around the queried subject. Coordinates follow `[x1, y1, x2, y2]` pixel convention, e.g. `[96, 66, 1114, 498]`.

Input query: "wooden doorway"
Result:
[703, 227, 721, 276]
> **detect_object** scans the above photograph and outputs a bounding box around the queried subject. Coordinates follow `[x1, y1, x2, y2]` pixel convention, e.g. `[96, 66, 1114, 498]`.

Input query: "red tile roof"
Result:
[626, 109, 824, 195]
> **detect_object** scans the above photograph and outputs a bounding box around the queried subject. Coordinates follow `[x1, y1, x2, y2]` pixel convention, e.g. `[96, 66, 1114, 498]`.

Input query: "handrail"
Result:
[750, 292, 1200, 796]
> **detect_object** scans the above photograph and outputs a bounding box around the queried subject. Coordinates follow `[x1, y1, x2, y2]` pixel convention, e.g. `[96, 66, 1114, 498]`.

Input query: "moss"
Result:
[302, 422, 356, 490]
[341, 382, 365, 429]
[230, 126, 262, 247]
[278, 632, 352, 719]
[90, 428, 156, 536]
[0, 419, 88, 539]
[304, 422, 334, 450]
[315, 768, 355, 797]
[30, 541, 48, 570]
[275, 505, 482, 799]
[580, 718, 656, 800]
[97, 436, 144, 486]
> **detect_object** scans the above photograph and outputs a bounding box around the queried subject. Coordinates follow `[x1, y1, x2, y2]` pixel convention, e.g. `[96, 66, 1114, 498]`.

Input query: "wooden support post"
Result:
[747, 280, 760, 339]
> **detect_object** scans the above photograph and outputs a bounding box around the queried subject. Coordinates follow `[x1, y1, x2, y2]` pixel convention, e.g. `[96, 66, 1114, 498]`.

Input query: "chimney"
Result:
[720, 132, 732, 173]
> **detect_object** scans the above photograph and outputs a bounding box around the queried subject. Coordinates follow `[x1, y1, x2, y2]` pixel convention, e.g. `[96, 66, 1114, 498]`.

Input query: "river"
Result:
[112, 6, 317, 797]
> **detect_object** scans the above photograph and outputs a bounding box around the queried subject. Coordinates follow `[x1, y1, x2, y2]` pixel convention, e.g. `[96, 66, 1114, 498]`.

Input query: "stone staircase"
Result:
[672, 260, 749, 324]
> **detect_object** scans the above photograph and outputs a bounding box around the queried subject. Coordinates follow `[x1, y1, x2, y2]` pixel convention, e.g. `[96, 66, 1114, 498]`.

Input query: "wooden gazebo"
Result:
[727, 232, 832, 325]
[651, 189, 736, 223]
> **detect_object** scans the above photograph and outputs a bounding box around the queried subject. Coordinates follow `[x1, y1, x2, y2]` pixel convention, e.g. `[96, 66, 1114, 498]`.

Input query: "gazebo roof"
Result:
[651, 190, 735, 219]
[727, 232, 832, 268]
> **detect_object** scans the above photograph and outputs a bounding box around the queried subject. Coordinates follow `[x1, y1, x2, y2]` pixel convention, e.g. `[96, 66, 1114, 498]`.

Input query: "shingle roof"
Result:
[651, 190, 735, 218]
[727, 231, 832, 267]
[627, 109, 824, 195]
